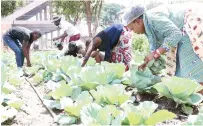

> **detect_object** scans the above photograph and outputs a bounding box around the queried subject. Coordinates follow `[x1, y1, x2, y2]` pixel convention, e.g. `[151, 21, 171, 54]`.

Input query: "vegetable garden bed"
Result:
[1, 51, 203, 125]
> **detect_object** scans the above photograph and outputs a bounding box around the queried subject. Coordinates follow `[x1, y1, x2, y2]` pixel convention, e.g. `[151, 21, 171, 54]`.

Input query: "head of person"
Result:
[31, 30, 42, 41]
[57, 43, 63, 50]
[52, 15, 62, 26]
[68, 42, 77, 52]
[123, 5, 146, 34]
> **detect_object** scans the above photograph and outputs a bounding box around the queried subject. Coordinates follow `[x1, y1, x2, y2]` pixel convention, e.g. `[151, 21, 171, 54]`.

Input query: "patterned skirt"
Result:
[166, 8, 203, 80]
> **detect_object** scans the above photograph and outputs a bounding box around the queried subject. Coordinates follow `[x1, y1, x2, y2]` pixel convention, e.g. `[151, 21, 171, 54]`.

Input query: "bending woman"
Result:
[81, 24, 133, 71]
[123, 4, 203, 87]
[3, 26, 41, 69]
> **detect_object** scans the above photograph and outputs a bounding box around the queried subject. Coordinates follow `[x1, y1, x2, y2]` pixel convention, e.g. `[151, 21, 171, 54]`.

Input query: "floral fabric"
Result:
[111, 26, 133, 69]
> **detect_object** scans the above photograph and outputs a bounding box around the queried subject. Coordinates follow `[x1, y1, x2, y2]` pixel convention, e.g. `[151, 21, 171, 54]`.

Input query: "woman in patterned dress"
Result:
[81, 24, 133, 71]
[122, 3, 203, 92]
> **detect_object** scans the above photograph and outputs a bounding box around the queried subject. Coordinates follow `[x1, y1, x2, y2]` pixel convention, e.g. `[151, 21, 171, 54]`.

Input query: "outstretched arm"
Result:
[22, 42, 31, 67]
[140, 14, 182, 69]
[53, 31, 68, 42]
[81, 37, 101, 67]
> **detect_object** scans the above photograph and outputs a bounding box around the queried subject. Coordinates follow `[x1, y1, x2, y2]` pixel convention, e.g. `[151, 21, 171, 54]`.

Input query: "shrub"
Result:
[132, 33, 149, 53]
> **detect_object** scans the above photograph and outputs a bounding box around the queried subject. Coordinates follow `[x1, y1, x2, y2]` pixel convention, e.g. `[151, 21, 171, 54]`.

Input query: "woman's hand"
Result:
[139, 48, 166, 71]
[144, 53, 155, 63]
[139, 51, 159, 71]
[145, 49, 162, 62]
[81, 56, 89, 67]
[138, 61, 148, 71]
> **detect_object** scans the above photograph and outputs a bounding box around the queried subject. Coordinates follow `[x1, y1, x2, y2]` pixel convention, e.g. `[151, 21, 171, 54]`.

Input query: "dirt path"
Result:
[12, 80, 53, 126]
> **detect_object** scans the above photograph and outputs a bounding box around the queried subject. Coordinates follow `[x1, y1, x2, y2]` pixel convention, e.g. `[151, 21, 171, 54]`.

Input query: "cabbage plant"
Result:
[153, 77, 203, 105]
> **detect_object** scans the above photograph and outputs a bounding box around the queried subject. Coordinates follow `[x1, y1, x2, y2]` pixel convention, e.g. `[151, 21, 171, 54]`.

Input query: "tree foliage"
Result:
[52, 0, 103, 37]
[1, 0, 23, 17]
[101, 3, 124, 25]
[85, 0, 103, 37]
[53, 1, 84, 25]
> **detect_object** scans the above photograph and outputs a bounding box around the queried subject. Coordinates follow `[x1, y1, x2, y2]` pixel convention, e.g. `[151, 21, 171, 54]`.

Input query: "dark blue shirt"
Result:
[96, 24, 124, 61]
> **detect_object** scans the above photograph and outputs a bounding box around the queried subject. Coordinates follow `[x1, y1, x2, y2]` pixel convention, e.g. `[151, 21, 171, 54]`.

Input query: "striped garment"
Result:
[143, 4, 203, 82]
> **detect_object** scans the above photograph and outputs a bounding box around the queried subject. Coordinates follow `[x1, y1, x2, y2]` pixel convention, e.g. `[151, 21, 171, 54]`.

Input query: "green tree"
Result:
[101, 3, 124, 25]
[84, 0, 103, 37]
[53, 1, 84, 26]
[1, 0, 23, 17]
[53, 0, 103, 37]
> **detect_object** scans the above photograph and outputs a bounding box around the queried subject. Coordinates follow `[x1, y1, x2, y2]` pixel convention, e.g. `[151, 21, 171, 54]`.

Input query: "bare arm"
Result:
[22, 42, 31, 67]
[60, 32, 67, 42]
[156, 47, 167, 55]
[81, 37, 101, 67]
[139, 15, 182, 70]
[53, 32, 68, 42]
[27, 43, 31, 61]
[139, 47, 167, 70]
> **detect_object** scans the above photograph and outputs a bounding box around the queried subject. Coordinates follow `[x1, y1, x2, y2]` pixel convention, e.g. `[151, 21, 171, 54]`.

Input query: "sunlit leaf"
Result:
[49, 83, 72, 100]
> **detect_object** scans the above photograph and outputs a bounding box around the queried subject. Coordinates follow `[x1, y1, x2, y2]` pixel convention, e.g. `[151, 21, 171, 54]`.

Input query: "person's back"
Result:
[52, 16, 81, 43]
[97, 24, 124, 51]
[143, 3, 203, 82]
[146, 3, 203, 30]
[146, 4, 185, 30]
[7, 26, 32, 46]
[60, 40, 86, 57]
[60, 21, 80, 37]
[144, 4, 188, 51]
[3, 26, 41, 73]
[81, 23, 133, 70]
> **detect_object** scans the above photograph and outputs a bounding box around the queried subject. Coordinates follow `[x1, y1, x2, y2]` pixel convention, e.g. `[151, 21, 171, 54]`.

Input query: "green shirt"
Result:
[143, 4, 203, 82]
